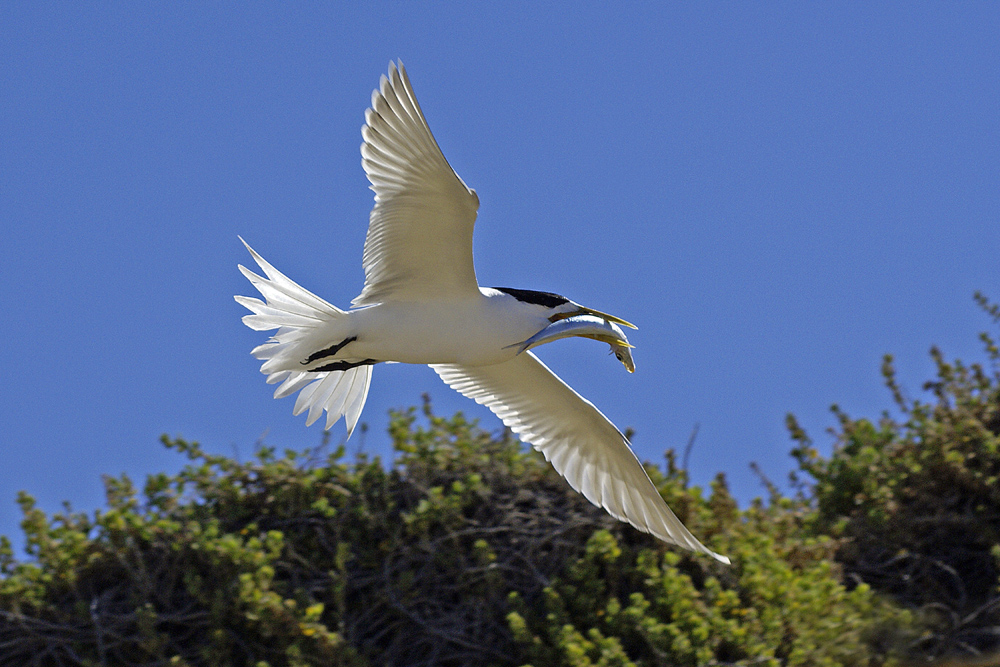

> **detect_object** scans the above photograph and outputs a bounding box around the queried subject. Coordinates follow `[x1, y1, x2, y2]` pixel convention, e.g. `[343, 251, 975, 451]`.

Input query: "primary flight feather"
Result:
[236, 61, 728, 564]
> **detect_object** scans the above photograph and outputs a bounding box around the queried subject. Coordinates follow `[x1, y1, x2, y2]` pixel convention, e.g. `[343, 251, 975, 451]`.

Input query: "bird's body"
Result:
[304, 289, 555, 369]
[237, 61, 729, 563]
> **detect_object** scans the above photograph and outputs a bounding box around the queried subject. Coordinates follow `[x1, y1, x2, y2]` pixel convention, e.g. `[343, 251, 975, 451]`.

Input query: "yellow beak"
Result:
[551, 306, 637, 330]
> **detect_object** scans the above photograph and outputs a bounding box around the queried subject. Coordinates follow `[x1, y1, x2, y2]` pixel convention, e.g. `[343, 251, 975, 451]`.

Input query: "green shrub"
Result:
[0, 395, 908, 665]
[790, 293, 1000, 660]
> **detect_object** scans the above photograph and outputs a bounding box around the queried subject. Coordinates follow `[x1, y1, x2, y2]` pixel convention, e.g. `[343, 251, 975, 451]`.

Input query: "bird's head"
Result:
[492, 288, 637, 371]
[493, 287, 637, 331]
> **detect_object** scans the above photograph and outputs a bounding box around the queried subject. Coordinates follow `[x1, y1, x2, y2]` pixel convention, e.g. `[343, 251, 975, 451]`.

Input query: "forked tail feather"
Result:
[235, 238, 372, 436]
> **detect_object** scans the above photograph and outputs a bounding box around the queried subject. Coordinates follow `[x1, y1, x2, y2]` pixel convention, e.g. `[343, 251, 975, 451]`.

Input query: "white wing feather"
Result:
[354, 61, 480, 307]
[431, 353, 730, 563]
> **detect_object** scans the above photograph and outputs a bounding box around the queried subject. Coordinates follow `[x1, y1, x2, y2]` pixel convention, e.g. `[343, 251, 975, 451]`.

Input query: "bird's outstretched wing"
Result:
[431, 353, 730, 563]
[353, 61, 481, 307]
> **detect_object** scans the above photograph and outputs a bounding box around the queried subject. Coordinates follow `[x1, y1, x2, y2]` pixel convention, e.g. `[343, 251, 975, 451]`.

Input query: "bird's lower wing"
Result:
[430, 352, 729, 563]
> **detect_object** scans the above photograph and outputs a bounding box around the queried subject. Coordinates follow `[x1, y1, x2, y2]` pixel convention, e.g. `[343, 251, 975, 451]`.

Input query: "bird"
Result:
[236, 61, 729, 564]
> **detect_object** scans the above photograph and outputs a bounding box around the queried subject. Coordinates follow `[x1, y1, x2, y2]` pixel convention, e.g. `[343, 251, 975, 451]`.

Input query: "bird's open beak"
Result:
[551, 306, 637, 330]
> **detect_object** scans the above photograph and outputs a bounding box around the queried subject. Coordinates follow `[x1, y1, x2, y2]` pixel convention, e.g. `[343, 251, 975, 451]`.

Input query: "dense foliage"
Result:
[789, 292, 1000, 660]
[1, 403, 902, 666]
[0, 294, 996, 666]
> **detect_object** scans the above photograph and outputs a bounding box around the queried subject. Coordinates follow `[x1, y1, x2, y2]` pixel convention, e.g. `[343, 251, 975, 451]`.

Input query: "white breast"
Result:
[346, 290, 550, 366]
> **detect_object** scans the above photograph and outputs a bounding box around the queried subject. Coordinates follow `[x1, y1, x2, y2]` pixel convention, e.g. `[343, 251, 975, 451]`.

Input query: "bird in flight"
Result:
[236, 61, 728, 563]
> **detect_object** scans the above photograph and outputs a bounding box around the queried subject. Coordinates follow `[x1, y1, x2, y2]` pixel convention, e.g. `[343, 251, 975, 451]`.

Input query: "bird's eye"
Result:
[615, 352, 623, 361]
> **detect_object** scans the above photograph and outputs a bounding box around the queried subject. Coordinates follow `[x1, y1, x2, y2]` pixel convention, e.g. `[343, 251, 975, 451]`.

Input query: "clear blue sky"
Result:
[2, 4, 998, 553]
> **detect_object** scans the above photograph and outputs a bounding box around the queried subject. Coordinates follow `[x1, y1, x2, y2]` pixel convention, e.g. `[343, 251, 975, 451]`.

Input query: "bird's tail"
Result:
[235, 238, 372, 436]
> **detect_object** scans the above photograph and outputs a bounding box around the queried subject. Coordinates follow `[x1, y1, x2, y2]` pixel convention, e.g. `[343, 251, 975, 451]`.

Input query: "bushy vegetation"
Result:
[0, 405, 902, 666]
[1, 294, 997, 666]
[789, 292, 1000, 660]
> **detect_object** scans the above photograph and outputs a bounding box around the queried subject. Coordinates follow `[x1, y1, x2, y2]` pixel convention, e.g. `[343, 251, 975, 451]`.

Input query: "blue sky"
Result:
[2, 4, 998, 553]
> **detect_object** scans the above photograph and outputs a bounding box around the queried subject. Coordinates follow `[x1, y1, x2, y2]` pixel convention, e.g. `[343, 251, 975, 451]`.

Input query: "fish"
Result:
[507, 314, 636, 372]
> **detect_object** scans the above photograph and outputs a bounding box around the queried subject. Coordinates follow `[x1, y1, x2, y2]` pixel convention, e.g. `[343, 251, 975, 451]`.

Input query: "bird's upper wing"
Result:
[352, 61, 481, 307]
[431, 353, 730, 563]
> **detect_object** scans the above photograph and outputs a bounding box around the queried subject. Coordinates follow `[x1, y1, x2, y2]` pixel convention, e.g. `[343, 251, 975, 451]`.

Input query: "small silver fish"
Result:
[507, 314, 636, 372]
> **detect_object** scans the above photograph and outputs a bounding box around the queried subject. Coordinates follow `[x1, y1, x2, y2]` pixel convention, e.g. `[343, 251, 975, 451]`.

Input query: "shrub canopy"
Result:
[790, 292, 1000, 659]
